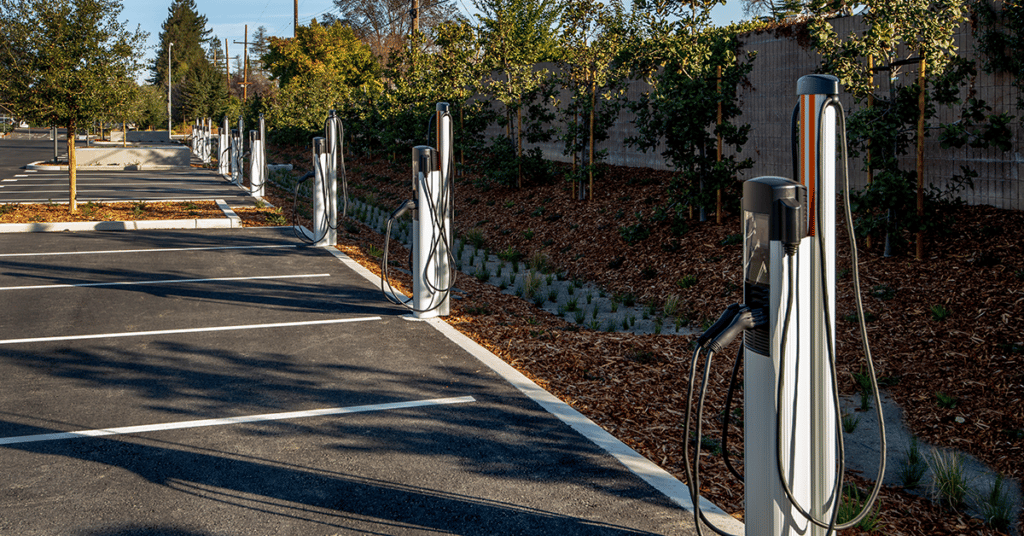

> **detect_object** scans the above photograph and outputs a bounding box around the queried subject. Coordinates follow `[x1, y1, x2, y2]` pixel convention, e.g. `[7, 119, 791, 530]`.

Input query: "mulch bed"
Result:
[211, 149, 1024, 534]
[0, 200, 223, 223]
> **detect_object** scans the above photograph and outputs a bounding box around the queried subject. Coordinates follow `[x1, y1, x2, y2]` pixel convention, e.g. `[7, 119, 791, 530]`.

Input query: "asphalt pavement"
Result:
[0, 131, 253, 205]
[0, 227, 706, 535]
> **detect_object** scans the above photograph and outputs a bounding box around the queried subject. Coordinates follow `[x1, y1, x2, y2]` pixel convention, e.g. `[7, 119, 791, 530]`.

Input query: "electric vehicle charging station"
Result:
[311, 136, 337, 247]
[686, 75, 885, 536]
[292, 110, 344, 247]
[219, 116, 230, 176]
[741, 74, 839, 536]
[230, 119, 243, 186]
[249, 114, 267, 199]
[198, 118, 212, 164]
[381, 102, 454, 319]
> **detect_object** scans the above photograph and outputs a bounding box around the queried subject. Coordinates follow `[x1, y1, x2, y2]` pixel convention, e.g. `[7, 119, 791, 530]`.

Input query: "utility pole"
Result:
[411, 0, 419, 32]
[224, 39, 230, 93]
[232, 26, 250, 102]
[167, 42, 174, 135]
[294, 0, 298, 37]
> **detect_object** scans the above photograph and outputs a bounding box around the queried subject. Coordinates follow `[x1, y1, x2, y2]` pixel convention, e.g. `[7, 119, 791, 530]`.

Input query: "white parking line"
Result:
[0, 273, 330, 291]
[0, 244, 298, 258]
[0, 316, 382, 346]
[0, 396, 475, 446]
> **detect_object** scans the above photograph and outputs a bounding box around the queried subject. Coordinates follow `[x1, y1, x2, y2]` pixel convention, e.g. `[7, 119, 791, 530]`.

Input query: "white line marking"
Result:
[0, 316, 381, 346]
[0, 244, 298, 258]
[0, 396, 475, 446]
[322, 247, 744, 534]
[0, 273, 330, 291]
[14, 175, 28, 178]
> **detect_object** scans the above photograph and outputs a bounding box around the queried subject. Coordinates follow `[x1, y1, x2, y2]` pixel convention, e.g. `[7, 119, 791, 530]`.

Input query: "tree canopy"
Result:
[262, 20, 381, 130]
[0, 0, 146, 212]
[330, 0, 458, 58]
[150, 0, 226, 125]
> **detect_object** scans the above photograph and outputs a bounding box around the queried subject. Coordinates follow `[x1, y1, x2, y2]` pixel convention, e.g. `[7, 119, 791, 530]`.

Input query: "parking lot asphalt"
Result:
[0, 227, 701, 535]
[0, 134, 254, 205]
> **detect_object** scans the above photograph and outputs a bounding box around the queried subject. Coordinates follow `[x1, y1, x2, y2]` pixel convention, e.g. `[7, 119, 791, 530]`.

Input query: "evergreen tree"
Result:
[149, 0, 222, 127]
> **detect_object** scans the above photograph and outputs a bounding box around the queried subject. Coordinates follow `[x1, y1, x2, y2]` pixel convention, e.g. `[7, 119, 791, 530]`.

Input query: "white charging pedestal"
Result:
[312, 137, 337, 247]
[411, 147, 440, 319]
[434, 103, 452, 317]
[744, 74, 838, 536]
[219, 117, 230, 176]
[325, 111, 342, 218]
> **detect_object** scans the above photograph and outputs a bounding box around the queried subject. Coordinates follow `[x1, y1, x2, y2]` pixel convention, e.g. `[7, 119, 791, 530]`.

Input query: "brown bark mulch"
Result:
[0, 200, 223, 223]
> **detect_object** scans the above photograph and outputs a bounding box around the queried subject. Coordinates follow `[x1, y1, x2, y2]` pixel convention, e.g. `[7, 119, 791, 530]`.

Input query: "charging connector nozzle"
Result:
[390, 199, 416, 220]
[697, 303, 742, 349]
[706, 307, 758, 354]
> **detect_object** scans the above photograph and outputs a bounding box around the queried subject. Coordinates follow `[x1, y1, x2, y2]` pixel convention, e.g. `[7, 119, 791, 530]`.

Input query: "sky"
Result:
[121, 0, 748, 83]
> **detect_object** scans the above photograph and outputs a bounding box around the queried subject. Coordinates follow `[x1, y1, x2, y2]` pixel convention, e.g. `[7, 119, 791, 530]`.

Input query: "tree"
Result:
[251, 26, 271, 77]
[129, 85, 170, 130]
[741, 0, 805, 20]
[624, 0, 758, 224]
[433, 20, 493, 173]
[557, 0, 629, 199]
[262, 20, 381, 131]
[150, 0, 223, 127]
[0, 0, 146, 212]
[628, 24, 756, 226]
[807, 0, 1001, 259]
[474, 0, 562, 187]
[330, 0, 458, 58]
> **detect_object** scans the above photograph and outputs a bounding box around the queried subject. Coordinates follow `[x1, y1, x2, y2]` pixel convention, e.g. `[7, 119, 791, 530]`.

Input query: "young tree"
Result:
[557, 0, 628, 199]
[263, 20, 381, 131]
[808, 0, 1003, 258]
[0, 0, 146, 212]
[474, 0, 562, 187]
[434, 20, 492, 173]
[626, 0, 758, 224]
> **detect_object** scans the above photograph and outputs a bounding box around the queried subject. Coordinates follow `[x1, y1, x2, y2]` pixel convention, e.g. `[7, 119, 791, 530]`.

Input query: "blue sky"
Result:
[121, 0, 748, 82]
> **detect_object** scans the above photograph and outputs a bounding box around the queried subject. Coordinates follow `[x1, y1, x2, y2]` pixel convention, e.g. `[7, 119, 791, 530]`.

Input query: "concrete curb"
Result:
[24, 161, 191, 171]
[0, 199, 241, 233]
[317, 234, 745, 536]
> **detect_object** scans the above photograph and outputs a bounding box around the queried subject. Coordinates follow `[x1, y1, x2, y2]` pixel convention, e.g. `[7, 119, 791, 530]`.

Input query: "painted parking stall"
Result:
[0, 226, 700, 535]
[0, 169, 254, 204]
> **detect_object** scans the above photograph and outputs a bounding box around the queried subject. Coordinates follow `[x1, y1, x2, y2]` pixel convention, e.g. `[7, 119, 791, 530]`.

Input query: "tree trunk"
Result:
[716, 65, 723, 225]
[916, 56, 926, 261]
[459, 105, 464, 177]
[68, 119, 77, 213]
[588, 81, 595, 201]
[516, 106, 522, 189]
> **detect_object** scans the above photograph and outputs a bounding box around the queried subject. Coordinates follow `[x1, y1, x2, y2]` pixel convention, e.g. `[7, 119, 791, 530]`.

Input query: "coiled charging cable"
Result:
[380, 110, 457, 313]
[771, 96, 886, 535]
[291, 115, 347, 245]
[684, 96, 886, 536]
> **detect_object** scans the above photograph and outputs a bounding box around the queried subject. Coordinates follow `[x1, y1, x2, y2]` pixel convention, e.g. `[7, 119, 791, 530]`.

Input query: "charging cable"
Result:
[380, 110, 457, 313]
[684, 302, 766, 536]
[291, 114, 348, 245]
[771, 95, 886, 535]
